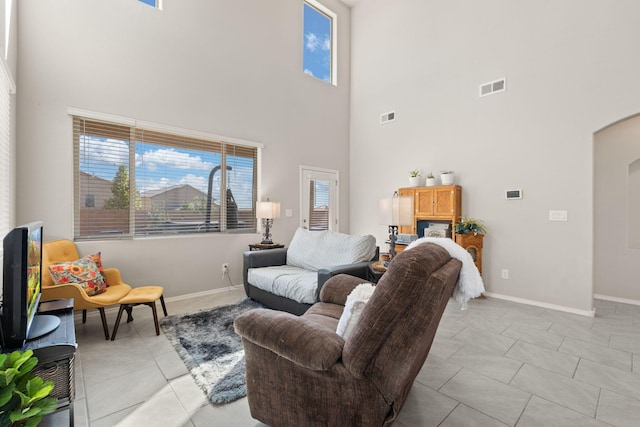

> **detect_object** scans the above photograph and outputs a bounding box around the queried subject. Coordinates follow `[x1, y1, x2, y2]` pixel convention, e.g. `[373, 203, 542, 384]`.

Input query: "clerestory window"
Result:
[138, 0, 162, 9]
[303, 0, 337, 85]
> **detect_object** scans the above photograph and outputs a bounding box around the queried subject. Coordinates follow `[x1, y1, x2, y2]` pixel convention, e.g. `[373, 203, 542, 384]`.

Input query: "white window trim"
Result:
[67, 107, 264, 149]
[304, 0, 338, 86]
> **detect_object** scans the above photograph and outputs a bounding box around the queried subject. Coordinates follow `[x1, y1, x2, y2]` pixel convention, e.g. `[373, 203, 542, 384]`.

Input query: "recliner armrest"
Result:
[234, 308, 344, 371]
[319, 274, 370, 306]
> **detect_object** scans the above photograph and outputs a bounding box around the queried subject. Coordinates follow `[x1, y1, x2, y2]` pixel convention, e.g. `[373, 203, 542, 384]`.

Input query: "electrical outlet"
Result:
[501, 269, 509, 279]
[222, 263, 229, 274]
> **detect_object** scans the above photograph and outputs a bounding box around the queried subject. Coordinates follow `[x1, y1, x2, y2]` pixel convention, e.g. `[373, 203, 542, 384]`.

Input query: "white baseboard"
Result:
[593, 293, 640, 307]
[483, 292, 596, 318]
[74, 284, 243, 321]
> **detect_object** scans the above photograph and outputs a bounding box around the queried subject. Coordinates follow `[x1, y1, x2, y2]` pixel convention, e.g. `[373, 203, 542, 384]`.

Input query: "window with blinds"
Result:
[73, 116, 258, 240]
[0, 58, 15, 244]
[308, 179, 330, 230]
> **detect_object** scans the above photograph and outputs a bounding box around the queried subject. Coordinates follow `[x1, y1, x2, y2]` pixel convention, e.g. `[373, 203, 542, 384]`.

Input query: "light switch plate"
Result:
[549, 210, 568, 221]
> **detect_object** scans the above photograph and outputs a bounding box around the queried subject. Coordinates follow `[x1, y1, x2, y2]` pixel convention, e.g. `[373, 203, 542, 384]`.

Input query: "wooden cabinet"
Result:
[398, 185, 462, 235]
[455, 233, 483, 275]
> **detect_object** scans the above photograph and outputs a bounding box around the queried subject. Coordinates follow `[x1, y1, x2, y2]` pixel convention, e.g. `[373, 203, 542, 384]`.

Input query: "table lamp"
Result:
[378, 191, 414, 259]
[256, 199, 281, 244]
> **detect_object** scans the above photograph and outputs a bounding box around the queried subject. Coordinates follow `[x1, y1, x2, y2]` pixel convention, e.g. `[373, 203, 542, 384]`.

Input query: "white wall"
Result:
[349, 0, 640, 314]
[594, 115, 640, 302]
[16, 0, 351, 297]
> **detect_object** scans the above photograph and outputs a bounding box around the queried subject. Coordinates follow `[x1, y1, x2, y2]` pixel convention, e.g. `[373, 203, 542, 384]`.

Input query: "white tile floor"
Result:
[52, 289, 640, 426]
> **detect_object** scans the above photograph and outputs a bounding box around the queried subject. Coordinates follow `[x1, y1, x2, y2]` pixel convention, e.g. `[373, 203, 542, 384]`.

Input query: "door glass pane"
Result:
[309, 179, 329, 230]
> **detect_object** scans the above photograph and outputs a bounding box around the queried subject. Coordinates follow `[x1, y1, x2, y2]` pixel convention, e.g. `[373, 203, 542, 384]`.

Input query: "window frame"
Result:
[138, 0, 163, 10]
[70, 108, 262, 241]
[303, 0, 338, 86]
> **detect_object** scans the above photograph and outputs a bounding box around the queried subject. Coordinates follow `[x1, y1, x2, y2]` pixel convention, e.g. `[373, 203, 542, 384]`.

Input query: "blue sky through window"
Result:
[303, 3, 332, 83]
[79, 136, 254, 208]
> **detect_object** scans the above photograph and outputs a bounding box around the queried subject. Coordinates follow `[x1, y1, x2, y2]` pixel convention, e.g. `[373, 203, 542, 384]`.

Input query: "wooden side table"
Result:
[454, 233, 483, 274]
[249, 243, 285, 251]
[367, 261, 387, 284]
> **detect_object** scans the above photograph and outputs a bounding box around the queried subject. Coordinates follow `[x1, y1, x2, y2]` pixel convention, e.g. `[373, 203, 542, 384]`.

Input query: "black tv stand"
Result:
[24, 300, 76, 426]
[27, 314, 61, 340]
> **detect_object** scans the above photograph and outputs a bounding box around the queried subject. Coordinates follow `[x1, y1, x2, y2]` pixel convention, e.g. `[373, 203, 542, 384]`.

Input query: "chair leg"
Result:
[159, 295, 168, 316]
[149, 302, 160, 336]
[82, 310, 87, 324]
[111, 305, 127, 341]
[98, 308, 110, 340]
[126, 306, 134, 323]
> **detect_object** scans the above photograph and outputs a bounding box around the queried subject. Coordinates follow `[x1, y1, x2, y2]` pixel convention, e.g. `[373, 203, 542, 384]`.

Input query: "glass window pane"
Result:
[303, 3, 332, 83]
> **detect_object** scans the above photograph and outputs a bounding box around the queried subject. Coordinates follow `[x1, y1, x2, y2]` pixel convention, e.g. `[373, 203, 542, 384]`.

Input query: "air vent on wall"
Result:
[479, 78, 506, 97]
[380, 111, 396, 124]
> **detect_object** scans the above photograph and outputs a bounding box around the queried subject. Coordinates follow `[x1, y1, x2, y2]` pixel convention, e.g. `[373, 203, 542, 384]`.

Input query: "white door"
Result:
[300, 166, 338, 231]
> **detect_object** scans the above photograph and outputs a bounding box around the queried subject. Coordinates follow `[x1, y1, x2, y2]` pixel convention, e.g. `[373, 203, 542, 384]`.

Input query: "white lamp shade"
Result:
[256, 201, 281, 219]
[378, 196, 413, 226]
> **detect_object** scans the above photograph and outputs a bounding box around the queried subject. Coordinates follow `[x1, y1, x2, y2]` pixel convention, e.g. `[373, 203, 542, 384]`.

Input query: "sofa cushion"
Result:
[248, 266, 318, 304]
[286, 228, 376, 271]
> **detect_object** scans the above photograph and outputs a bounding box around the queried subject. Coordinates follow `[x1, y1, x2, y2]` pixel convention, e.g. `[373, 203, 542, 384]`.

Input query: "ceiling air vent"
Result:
[380, 111, 396, 124]
[479, 78, 506, 97]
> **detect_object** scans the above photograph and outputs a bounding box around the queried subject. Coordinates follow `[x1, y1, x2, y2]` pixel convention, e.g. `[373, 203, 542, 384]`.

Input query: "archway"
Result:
[593, 114, 640, 303]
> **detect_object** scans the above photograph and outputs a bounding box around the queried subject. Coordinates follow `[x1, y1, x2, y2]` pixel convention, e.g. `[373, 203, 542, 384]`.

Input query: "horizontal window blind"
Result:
[0, 58, 15, 244]
[73, 116, 258, 240]
[308, 179, 329, 231]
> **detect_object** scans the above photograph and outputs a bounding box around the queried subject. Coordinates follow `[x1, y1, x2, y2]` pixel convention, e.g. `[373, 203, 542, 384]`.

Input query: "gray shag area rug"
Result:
[159, 298, 265, 404]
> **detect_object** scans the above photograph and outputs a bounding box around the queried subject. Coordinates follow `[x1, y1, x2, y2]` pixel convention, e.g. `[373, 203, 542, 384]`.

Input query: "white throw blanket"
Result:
[406, 237, 485, 309]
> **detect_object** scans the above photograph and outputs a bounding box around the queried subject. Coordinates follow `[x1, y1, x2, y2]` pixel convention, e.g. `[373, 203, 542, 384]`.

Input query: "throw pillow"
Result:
[48, 256, 108, 296]
[87, 252, 109, 287]
[336, 283, 376, 340]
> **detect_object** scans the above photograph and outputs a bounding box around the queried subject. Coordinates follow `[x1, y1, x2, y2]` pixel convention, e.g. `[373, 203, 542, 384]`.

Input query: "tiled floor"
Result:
[52, 289, 640, 426]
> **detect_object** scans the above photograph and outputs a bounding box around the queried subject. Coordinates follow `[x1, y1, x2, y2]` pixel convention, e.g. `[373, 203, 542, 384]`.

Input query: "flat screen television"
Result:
[1, 222, 59, 350]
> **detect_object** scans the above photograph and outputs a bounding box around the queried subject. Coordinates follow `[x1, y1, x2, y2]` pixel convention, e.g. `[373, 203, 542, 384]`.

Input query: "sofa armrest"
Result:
[234, 308, 344, 371]
[316, 260, 371, 297]
[319, 274, 370, 306]
[243, 248, 288, 293]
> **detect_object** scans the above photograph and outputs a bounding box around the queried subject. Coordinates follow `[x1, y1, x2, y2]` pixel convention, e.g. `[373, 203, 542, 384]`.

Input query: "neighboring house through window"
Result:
[303, 0, 337, 85]
[72, 112, 261, 240]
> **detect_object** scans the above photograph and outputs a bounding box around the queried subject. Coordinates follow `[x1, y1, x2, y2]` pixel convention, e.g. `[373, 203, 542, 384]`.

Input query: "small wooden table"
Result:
[367, 261, 387, 284]
[249, 243, 285, 251]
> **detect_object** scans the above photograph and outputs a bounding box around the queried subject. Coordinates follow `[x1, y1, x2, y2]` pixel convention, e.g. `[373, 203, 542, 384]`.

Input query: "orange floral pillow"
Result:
[48, 256, 108, 296]
[87, 252, 109, 287]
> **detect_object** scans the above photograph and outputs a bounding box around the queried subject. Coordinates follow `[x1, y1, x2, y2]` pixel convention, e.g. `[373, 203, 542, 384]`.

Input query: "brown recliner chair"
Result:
[42, 239, 132, 340]
[234, 242, 462, 427]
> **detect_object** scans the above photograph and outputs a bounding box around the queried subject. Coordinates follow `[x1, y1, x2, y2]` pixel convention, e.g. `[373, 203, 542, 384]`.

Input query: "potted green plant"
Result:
[455, 217, 486, 235]
[440, 170, 455, 185]
[425, 172, 436, 186]
[408, 168, 423, 187]
[0, 350, 58, 426]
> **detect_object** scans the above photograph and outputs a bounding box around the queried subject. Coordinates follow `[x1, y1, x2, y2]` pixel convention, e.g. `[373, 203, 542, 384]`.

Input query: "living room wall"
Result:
[16, 0, 351, 297]
[349, 0, 640, 314]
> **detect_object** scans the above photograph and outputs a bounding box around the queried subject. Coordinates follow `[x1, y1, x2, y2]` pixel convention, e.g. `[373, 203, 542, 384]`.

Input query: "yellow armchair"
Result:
[42, 239, 132, 339]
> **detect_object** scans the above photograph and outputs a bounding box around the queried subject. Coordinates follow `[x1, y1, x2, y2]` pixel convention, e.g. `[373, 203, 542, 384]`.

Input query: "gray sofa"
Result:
[243, 228, 378, 315]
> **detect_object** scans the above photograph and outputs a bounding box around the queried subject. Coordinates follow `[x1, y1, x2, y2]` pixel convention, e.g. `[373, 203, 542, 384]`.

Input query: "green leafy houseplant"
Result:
[455, 218, 486, 235]
[0, 350, 57, 426]
[409, 168, 421, 178]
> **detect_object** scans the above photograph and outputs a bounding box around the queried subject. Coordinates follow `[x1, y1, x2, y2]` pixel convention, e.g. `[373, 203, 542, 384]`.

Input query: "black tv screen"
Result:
[1, 221, 43, 349]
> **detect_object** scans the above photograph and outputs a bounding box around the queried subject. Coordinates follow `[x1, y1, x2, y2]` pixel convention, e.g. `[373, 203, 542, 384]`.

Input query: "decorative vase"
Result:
[409, 176, 423, 187]
[425, 177, 436, 186]
[440, 173, 454, 185]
